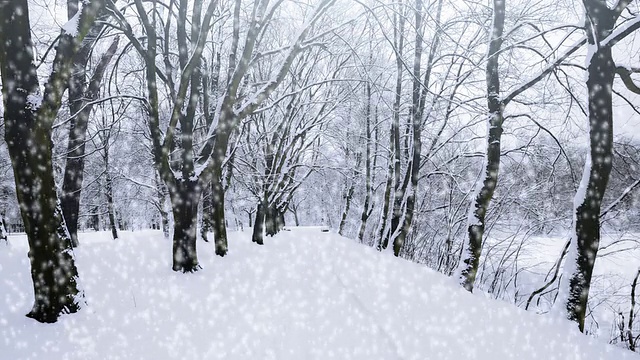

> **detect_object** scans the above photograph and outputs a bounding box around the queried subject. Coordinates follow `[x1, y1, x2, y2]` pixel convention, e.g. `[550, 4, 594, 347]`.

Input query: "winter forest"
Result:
[1, 0, 640, 358]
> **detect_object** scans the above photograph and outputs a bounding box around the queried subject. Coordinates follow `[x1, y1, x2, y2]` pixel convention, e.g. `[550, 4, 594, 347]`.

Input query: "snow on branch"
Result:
[62, 3, 83, 37]
[601, 178, 640, 219]
[502, 37, 586, 105]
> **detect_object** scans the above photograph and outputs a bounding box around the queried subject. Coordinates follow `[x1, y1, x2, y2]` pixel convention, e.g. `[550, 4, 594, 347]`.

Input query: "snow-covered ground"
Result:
[1, 228, 637, 359]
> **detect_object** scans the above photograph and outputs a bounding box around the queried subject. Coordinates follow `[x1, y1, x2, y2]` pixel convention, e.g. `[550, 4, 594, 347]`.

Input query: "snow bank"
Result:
[0, 229, 635, 359]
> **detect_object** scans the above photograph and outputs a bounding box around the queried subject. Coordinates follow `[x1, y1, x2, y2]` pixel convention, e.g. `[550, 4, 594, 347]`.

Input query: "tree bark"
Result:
[277, 209, 285, 232]
[170, 180, 201, 272]
[338, 154, 358, 236]
[211, 173, 228, 255]
[0, 0, 103, 323]
[562, 0, 618, 332]
[0, 213, 7, 245]
[104, 159, 118, 240]
[265, 202, 277, 237]
[252, 202, 265, 245]
[265, 204, 285, 236]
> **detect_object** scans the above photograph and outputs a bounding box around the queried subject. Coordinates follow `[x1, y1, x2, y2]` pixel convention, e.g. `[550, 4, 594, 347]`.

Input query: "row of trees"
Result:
[1, 0, 639, 345]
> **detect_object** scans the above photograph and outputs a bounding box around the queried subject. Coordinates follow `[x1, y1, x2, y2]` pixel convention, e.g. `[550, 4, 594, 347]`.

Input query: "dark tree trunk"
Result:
[563, 0, 618, 332]
[105, 165, 118, 240]
[0, 0, 105, 323]
[277, 209, 285, 231]
[0, 215, 7, 245]
[455, 0, 505, 292]
[90, 206, 100, 231]
[211, 174, 228, 256]
[170, 180, 201, 272]
[252, 202, 265, 245]
[1, 90, 83, 323]
[265, 203, 278, 237]
[291, 204, 300, 227]
[338, 178, 356, 236]
[9, 122, 83, 321]
[265, 205, 285, 236]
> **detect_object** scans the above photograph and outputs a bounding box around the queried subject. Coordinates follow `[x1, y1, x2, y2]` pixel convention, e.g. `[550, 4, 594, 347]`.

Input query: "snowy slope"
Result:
[0, 229, 636, 359]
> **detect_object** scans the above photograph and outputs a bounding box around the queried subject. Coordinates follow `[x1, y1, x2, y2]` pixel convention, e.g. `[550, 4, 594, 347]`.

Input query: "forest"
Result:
[1, 0, 640, 357]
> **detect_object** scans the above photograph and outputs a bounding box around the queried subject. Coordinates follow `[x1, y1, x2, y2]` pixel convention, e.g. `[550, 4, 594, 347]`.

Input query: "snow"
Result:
[25, 93, 42, 111]
[62, 4, 83, 37]
[0, 228, 635, 359]
[601, 15, 640, 48]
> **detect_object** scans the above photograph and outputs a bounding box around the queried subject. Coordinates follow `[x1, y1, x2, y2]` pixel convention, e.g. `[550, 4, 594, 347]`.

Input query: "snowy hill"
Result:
[0, 228, 636, 359]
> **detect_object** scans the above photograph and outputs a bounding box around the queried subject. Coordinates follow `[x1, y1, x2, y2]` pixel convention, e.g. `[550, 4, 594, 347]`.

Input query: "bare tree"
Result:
[559, 0, 640, 332]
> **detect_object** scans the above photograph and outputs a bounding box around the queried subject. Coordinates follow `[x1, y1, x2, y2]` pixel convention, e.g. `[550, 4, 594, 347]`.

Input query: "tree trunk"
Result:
[358, 83, 373, 243]
[105, 161, 118, 240]
[10, 131, 83, 322]
[338, 178, 356, 236]
[90, 206, 100, 231]
[291, 204, 300, 227]
[2, 101, 83, 323]
[0, 0, 103, 323]
[211, 174, 228, 256]
[252, 202, 265, 245]
[277, 209, 285, 231]
[265, 205, 285, 235]
[454, 0, 505, 292]
[561, 1, 617, 331]
[170, 180, 201, 272]
[265, 203, 278, 237]
[155, 171, 171, 238]
[0, 214, 7, 245]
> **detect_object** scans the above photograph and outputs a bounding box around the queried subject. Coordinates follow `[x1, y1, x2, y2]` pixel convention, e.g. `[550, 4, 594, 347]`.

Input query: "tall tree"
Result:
[454, 0, 506, 291]
[559, 0, 640, 332]
[0, 0, 104, 323]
